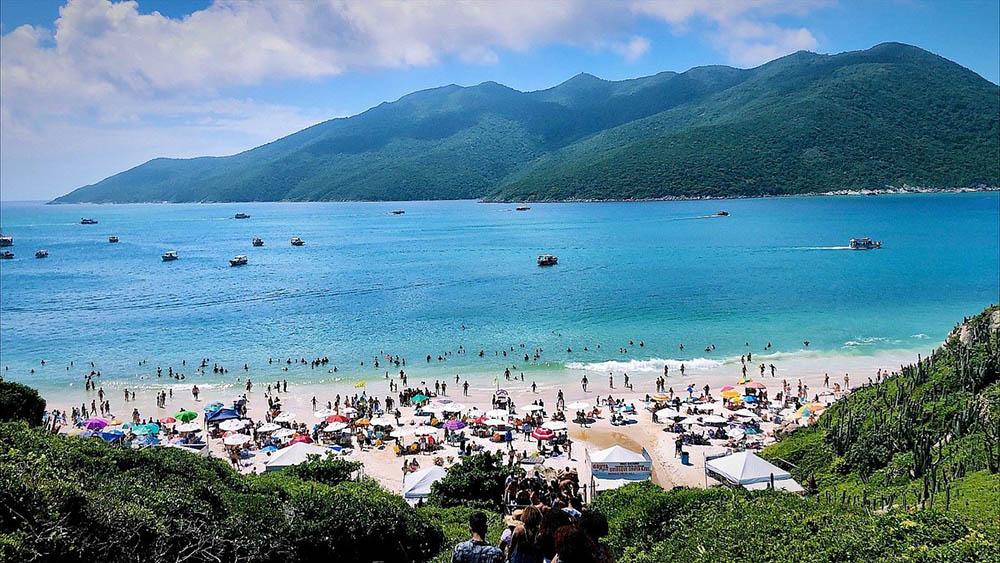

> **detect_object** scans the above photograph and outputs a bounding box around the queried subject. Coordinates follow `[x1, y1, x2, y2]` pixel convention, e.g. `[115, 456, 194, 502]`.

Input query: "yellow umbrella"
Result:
[721, 390, 741, 399]
[354, 418, 370, 426]
[651, 393, 670, 402]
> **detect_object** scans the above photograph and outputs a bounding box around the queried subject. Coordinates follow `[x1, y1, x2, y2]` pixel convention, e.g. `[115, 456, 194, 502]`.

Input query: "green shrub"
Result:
[0, 382, 46, 426]
[428, 452, 523, 510]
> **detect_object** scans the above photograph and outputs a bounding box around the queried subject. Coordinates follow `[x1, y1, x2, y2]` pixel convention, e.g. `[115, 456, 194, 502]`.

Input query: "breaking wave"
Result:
[564, 357, 722, 373]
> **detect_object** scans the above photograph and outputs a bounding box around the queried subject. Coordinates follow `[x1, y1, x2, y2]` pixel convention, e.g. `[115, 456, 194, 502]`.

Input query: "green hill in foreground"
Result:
[53, 42, 998, 204]
[1, 306, 997, 562]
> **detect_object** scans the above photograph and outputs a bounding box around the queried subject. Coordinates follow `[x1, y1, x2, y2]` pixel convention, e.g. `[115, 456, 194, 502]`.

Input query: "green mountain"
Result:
[53, 43, 999, 204]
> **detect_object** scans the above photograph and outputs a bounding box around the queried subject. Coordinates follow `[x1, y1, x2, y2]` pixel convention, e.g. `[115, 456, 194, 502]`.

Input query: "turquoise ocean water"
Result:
[1, 193, 997, 396]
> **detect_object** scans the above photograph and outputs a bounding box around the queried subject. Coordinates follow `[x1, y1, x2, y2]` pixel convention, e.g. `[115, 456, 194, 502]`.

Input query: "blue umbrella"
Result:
[261, 445, 277, 453]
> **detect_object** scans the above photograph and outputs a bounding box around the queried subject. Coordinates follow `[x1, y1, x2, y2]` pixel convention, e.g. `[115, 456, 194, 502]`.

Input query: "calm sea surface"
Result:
[1, 193, 997, 395]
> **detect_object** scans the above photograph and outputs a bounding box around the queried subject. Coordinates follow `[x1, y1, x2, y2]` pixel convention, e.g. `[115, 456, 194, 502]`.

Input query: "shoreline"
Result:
[39, 186, 998, 205]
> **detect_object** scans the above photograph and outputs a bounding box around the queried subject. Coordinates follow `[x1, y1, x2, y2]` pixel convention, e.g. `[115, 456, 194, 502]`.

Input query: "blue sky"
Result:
[1, 0, 998, 201]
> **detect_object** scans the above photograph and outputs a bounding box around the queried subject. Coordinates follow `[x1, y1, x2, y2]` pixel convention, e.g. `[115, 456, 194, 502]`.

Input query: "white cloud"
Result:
[0, 0, 827, 199]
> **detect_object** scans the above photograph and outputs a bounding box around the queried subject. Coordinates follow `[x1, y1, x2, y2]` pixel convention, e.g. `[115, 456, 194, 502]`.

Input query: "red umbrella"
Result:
[159, 416, 177, 424]
[473, 416, 487, 424]
[326, 414, 349, 423]
[531, 428, 555, 441]
[745, 381, 767, 390]
[289, 435, 313, 445]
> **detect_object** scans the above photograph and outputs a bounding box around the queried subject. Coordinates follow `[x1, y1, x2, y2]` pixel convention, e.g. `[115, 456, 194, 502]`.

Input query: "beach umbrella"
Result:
[369, 416, 395, 426]
[442, 403, 466, 412]
[132, 425, 151, 435]
[134, 434, 160, 447]
[159, 416, 177, 424]
[257, 422, 281, 433]
[530, 428, 555, 441]
[324, 422, 348, 432]
[274, 412, 296, 423]
[175, 410, 198, 422]
[77, 430, 98, 438]
[414, 427, 437, 436]
[389, 427, 415, 438]
[650, 394, 670, 403]
[204, 401, 224, 412]
[566, 401, 590, 410]
[325, 414, 349, 423]
[737, 376, 752, 384]
[108, 418, 124, 426]
[542, 421, 567, 431]
[720, 386, 735, 392]
[289, 435, 313, 445]
[728, 428, 747, 440]
[411, 394, 429, 403]
[520, 404, 545, 412]
[721, 390, 740, 399]
[261, 445, 278, 453]
[83, 418, 108, 430]
[354, 418, 371, 426]
[313, 408, 336, 418]
[679, 416, 702, 426]
[655, 408, 680, 420]
[486, 409, 508, 419]
[484, 419, 507, 427]
[472, 416, 487, 424]
[219, 419, 247, 431]
[444, 419, 466, 430]
[423, 404, 446, 414]
[223, 433, 251, 446]
[701, 415, 729, 425]
[733, 408, 759, 419]
[175, 422, 201, 432]
[340, 407, 357, 415]
[273, 428, 296, 438]
[745, 381, 767, 390]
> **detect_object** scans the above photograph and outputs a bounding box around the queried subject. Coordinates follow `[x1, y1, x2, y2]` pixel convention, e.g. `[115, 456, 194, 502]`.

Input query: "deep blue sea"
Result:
[1, 193, 997, 396]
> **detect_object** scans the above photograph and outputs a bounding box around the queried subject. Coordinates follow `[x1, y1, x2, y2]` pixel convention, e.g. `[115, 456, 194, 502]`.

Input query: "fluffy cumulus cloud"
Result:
[0, 0, 826, 199]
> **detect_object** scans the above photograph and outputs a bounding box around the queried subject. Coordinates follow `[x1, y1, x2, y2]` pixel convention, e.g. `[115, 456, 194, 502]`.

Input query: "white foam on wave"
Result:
[842, 336, 888, 348]
[564, 357, 722, 373]
[911, 333, 930, 339]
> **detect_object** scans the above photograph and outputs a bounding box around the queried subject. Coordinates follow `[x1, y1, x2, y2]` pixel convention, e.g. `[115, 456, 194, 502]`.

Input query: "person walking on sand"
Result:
[192, 385, 200, 401]
[581, 375, 588, 392]
[463, 380, 469, 396]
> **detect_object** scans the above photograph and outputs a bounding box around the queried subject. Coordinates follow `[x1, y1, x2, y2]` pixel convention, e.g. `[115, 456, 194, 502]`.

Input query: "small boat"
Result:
[717, 211, 730, 216]
[537, 254, 558, 266]
[0, 251, 13, 259]
[234, 213, 251, 219]
[290, 237, 305, 246]
[0, 236, 12, 247]
[80, 218, 98, 224]
[229, 255, 248, 267]
[390, 210, 405, 215]
[252, 238, 264, 247]
[849, 237, 882, 250]
[108, 236, 119, 243]
[161, 250, 179, 261]
[515, 206, 531, 211]
[35, 249, 48, 259]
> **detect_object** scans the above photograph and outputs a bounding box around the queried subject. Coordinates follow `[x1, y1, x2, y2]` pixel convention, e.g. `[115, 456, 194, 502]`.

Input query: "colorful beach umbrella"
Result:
[83, 418, 108, 430]
[531, 428, 555, 441]
[159, 416, 177, 424]
[744, 381, 767, 390]
[288, 435, 313, 445]
[175, 410, 198, 422]
[721, 390, 740, 399]
[444, 419, 466, 430]
[720, 386, 735, 392]
[325, 414, 349, 423]
[411, 394, 429, 403]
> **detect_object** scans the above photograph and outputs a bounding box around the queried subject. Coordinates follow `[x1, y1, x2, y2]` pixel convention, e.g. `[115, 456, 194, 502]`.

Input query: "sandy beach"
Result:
[35, 346, 922, 496]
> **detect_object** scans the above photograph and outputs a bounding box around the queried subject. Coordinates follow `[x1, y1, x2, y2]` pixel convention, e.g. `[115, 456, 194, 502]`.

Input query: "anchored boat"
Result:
[235, 213, 251, 219]
[161, 250, 179, 261]
[537, 254, 558, 266]
[252, 238, 264, 247]
[80, 218, 98, 224]
[290, 237, 305, 246]
[35, 249, 48, 259]
[108, 236, 119, 243]
[229, 255, 248, 267]
[0, 236, 12, 247]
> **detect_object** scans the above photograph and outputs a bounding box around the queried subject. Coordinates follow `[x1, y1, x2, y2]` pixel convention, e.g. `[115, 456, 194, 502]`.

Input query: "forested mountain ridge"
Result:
[53, 42, 999, 204]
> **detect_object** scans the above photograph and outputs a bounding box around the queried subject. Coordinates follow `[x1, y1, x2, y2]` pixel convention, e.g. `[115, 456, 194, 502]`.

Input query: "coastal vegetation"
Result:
[54, 43, 998, 204]
[0, 382, 46, 426]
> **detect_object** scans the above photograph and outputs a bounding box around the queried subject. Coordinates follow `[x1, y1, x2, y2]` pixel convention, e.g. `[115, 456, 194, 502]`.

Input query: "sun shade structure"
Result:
[205, 408, 240, 423]
[273, 412, 296, 423]
[587, 445, 652, 485]
[531, 428, 555, 440]
[401, 466, 447, 505]
[264, 442, 334, 472]
[705, 451, 803, 492]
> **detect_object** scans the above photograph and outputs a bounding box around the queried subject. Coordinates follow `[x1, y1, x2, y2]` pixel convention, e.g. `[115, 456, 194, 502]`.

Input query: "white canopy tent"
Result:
[401, 466, 447, 505]
[704, 451, 803, 493]
[264, 442, 335, 472]
[587, 445, 652, 493]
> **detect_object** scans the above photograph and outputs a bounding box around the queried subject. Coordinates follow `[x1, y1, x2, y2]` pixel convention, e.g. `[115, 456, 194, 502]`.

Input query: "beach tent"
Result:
[587, 445, 652, 481]
[264, 442, 334, 472]
[704, 451, 803, 493]
[205, 408, 240, 423]
[401, 466, 447, 504]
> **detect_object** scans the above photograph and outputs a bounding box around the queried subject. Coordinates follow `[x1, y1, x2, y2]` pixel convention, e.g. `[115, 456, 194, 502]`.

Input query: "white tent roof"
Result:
[264, 442, 333, 472]
[402, 466, 447, 501]
[589, 445, 647, 464]
[705, 451, 800, 491]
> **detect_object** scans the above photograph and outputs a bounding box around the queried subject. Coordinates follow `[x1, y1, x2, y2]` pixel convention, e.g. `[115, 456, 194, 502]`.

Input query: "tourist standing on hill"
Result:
[452, 511, 502, 563]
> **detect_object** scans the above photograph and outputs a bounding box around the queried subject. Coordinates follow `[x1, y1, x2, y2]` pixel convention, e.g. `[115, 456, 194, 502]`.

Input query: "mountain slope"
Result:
[53, 43, 998, 204]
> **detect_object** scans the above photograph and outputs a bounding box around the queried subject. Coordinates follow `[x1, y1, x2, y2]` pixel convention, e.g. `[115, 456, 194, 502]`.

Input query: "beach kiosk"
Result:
[704, 451, 803, 492]
[586, 445, 652, 495]
[401, 466, 447, 505]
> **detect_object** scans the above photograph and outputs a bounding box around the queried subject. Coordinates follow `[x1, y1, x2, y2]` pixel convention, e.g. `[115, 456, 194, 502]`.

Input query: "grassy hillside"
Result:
[54, 43, 998, 204]
[762, 305, 1000, 526]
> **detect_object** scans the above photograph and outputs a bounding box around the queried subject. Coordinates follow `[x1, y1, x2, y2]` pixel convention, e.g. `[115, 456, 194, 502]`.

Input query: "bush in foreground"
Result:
[0, 382, 46, 426]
